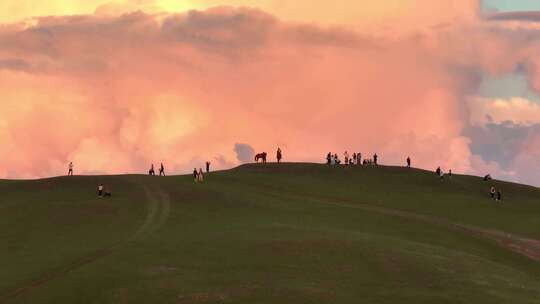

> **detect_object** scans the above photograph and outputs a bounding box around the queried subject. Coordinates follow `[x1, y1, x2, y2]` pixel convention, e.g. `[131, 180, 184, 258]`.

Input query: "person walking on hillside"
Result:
[68, 162, 74, 176]
[406, 157, 411, 168]
[193, 168, 198, 183]
[436, 166, 441, 176]
[344, 151, 349, 165]
[206, 161, 211, 173]
[149, 164, 155, 176]
[490, 186, 496, 199]
[277, 148, 282, 163]
[198, 168, 204, 182]
[159, 163, 165, 176]
[373, 153, 378, 165]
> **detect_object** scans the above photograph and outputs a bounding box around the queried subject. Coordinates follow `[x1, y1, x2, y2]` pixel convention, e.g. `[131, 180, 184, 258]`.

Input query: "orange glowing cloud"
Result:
[1, 3, 540, 185]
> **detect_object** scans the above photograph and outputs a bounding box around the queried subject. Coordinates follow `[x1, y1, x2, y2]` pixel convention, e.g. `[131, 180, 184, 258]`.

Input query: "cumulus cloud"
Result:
[468, 97, 540, 126]
[0, 4, 539, 185]
[233, 143, 255, 164]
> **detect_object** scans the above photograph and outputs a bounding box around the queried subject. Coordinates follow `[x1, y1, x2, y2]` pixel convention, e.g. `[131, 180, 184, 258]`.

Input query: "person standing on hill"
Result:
[353, 153, 357, 165]
[277, 148, 282, 163]
[373, 153, 378, 165]
[159, 163, 165, 176]
[206, 161, 211, 173]
[436, 167, 441, 176]
[198, 168, 204, 182]
[357, 152, 362, 165]
[326, 152, 332, 165]
[193, 168, 198, 183]
[68, 162, 74, 176]
[406, 157, 411, 168]
[149, 164, 155, 176]
[344, 151, 349, 165]
[496, 190, 502, 202]
[490, 186, 496, 199]
[98, 184, 104, 197]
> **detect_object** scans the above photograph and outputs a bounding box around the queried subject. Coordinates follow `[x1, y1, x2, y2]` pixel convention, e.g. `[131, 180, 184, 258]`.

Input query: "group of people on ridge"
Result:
[326, 152, 378, 166]
[67, 146, 505, 203]
[149, 163, 166, 176]
[435, 166, 452, 180]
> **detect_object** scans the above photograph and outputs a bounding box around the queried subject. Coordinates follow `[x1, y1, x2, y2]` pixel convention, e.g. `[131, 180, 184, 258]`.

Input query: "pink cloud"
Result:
[0, 6, 539, 185]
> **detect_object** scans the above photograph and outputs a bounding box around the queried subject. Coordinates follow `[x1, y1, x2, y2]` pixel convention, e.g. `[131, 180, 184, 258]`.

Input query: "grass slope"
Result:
[0, 163, 539, 303]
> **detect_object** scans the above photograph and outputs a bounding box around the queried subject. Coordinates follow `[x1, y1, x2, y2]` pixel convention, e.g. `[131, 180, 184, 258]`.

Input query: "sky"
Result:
[1, 1, 540, 186]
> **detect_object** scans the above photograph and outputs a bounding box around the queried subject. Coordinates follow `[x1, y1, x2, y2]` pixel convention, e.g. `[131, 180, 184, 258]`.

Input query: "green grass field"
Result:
[1, 163, 539, 303]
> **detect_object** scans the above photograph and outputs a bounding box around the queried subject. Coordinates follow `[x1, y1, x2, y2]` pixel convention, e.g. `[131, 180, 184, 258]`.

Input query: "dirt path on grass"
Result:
[264, 191, 540, 262]
[0, 184, 171, 303]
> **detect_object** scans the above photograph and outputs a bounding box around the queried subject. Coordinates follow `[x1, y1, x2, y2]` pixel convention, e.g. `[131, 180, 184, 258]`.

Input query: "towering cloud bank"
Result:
[0, 2, 539, 185]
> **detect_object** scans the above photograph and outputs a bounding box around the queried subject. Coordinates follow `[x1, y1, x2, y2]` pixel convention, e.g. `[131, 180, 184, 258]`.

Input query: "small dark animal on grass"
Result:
[255, 152, 267, 163]
[104, 191, 112, 198]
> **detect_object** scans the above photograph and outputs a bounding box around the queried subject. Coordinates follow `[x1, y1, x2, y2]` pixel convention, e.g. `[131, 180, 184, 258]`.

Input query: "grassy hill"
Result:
[0, 163, 539, 303]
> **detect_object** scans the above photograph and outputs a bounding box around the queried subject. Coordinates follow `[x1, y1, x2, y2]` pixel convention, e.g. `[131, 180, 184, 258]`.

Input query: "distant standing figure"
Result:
[406, 157, 411, 168]
[159, 163, 165, 176]
[326, 152, 332, 165]
[436, 167, 441, 176]
[277, 148, 282, 163]
[439, 169, 445, 180]
[206, 161, 211, 173]
[496, 190, 502, 202]
[353, 153, 357, 164]
[344, 151, 349, 165]
[373, 154, 378, 165]
[490, 186, 496, 199]
[193, 168, 198, 182]
[483, 174, 492, 181]
[68, 162, 74, 176]
[98, 184, 104, 197]
[198, 168, 204, 182]
[149, 164, 155, 176]
[357, 153, 362, 165]
[448, 170, 452, 178]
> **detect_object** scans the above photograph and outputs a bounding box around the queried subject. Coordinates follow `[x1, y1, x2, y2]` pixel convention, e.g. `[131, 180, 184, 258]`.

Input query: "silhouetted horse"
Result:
[255, 152, 267, 163]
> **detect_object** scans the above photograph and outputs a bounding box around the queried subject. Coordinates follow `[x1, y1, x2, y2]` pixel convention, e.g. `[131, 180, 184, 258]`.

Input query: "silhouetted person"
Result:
[436, 167, 441, 176]
[496, 190, 502, 202]
[198, 168, 204, 182]
[353, 153, 357, 164]
[193, 168, 198, 182]
[206, 161, 211, 173]
[373, 154, 378, 165]
[448, 169, 452, 178]
[98, 184, 104, 197]
[149, 164, 155, 176]
[357, 152, 362, 165]
[159, 163, 165, 176]
[326, 152, 332, 165]
[277, 148, 282, 163]
[483, 174, 492, 181]
[490, 186, 496, 199]
[406, 157, 411, 168]
[68, 162, 74, 176]
[344, 151, 349, 165]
